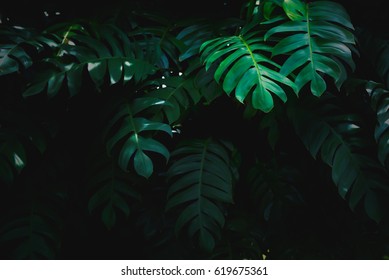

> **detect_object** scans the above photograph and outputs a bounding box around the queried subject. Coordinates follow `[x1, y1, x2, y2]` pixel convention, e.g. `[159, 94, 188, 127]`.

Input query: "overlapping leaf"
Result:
[104, 97, 172, 178]
[145, 76, 201, 124]
[22, 23, 156, 97]
[128, 22, 186, 69]
[177, 18, 242, 62]
[165, 138, 236, 252]
[288, 96, 389, 223]
[177, 22, 217, 62]
[365, 81, 389, 169]
[0, 26, 37, 75]
[264, 0, 357, 96]
[200, 22, 297, 113]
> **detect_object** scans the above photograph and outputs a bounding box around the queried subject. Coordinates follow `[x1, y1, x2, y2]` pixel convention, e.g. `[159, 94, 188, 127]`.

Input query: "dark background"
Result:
[1, 0, 388, 30]
[0, 0, 388, 260]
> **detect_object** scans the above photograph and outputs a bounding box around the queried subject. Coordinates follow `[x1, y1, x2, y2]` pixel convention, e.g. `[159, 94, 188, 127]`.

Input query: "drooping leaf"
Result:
[166, 138, 237, 252]
[104, 96, 172, 178]
[264, 0, 357, 96]
[288, 95, 389, 223]
[21, 23, 156, 98]
[365, 81, 389, 169]
[200, 22, 297, 113]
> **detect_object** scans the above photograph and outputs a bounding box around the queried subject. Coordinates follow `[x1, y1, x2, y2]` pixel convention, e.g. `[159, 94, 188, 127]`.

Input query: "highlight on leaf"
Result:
[21, 23, 157, 98]
[264, 0, 357, 96]
[200, 22, 297, 113]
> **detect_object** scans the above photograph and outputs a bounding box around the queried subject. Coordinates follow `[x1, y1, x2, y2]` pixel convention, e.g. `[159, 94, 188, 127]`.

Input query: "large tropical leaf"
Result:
[288, 95, 389, 223]
[22, 23, 156, 97]
[200, 21, 297, 113]
[165, 138, 237, 252]
[103, 96, 172, 178]
[264, 0, 357, 96]
[365, 81, 389, 169]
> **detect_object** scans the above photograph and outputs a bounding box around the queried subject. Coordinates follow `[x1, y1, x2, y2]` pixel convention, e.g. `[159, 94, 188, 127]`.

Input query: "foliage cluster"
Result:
[0, 0, 389, 259]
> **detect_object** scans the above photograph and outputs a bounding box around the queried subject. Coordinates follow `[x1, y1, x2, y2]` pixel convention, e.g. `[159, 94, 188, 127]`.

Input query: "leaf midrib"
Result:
[238, 35, 263, 87]
[306, 3, 315, 75]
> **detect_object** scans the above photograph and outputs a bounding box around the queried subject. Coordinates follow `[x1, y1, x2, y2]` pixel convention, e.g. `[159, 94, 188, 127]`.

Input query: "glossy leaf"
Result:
[265, 0, 357, 96]
[200, 23, 296, 113]
[104, 97, 172, 178]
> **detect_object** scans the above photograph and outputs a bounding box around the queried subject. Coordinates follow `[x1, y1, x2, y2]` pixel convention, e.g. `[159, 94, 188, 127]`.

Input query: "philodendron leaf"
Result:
[104, 97, 172, 178]
[264, 0, 357, 96]
[21, 23, 156, 98]
[166, 138, 237, 252]
[365, 81, 389, 169]
[288, 96, 389, 223]
[200, 22, 296, 113]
